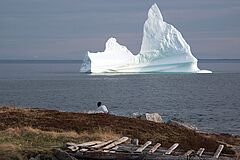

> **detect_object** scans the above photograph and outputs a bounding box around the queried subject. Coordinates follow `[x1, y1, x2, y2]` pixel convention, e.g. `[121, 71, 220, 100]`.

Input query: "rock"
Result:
[140, 113, 164, 123]
[168, 119, 198, 131]
[29, 154, 41, 160]
[53, 149, 78, 160]
[131, 112, 142, 118]
[30, 154, 56, 160]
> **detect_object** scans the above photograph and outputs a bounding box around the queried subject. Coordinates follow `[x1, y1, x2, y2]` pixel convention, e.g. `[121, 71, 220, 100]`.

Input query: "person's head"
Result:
[97, 101, 102, 107]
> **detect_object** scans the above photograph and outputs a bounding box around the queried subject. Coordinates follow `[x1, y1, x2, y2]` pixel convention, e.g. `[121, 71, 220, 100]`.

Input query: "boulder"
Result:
[168, 119, 198, 131]
[53, 149, 78, 160]
[140, 113, 164, 123]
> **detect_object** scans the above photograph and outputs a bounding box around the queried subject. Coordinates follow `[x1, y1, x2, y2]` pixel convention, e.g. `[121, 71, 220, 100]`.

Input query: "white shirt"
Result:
[96, 105, 109, 114]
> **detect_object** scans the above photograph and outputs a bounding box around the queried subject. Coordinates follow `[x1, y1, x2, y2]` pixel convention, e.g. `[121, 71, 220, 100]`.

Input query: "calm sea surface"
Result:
[0, 59, 239, 135]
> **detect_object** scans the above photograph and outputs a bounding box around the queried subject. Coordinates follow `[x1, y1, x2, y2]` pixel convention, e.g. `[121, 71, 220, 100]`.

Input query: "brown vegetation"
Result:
[0, 106, 239, 159]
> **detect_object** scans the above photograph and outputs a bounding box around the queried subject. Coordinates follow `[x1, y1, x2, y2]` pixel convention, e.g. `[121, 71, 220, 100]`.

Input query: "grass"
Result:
[0, 127, 121, 160]
[0, 106, 239, 159]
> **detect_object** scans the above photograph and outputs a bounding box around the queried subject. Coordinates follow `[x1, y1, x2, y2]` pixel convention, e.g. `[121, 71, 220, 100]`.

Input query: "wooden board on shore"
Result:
[149, 143, 161, 154]
[165, 143, 179, 155]
[135, 141, 152, 152]
[197, 148, 205, 156]
[103, 137, 129, 150]
[92, 140, 115, 149]
[64, 139, 236, 160]
[213, 145, 224, 158]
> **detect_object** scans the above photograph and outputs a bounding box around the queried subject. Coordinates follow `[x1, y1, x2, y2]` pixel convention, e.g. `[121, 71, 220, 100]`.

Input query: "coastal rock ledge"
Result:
[140, 112, 164, 123]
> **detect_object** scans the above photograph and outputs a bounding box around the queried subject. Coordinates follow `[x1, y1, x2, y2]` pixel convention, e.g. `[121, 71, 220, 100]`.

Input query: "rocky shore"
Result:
[0, 106, 239, 159]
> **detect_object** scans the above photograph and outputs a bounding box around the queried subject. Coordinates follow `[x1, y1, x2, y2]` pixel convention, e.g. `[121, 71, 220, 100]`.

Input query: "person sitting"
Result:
[96, 101, 109, 114]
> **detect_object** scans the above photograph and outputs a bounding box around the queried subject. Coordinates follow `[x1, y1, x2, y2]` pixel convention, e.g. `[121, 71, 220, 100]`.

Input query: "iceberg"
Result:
[80, 4, 212, 73]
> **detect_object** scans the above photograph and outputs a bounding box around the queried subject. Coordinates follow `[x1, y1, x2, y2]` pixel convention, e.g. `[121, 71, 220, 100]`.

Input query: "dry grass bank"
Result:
[0, 106, 239, 159]
[0, 126, 120, 160]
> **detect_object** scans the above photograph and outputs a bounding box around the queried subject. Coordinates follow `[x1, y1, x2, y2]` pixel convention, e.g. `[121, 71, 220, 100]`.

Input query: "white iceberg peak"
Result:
[148, 3, 163, 22]
[80, 4, 212, 73]
[104, 37, 132, 57]
[104, 37, 133, 57]
[105, 37, 117, 51]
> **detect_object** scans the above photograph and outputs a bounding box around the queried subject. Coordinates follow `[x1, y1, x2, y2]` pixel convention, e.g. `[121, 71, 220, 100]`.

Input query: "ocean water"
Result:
[0, 59, 240, 135]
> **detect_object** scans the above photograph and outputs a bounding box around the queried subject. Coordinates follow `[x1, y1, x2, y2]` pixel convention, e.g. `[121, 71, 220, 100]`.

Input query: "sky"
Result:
[0, 0, 240, 60]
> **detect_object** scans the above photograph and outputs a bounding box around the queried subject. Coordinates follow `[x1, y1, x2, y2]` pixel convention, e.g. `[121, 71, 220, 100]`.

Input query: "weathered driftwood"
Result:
[65, 139, 235, 160]
[213, 144, 224, 158]
[92, 140, 114, 149]
[67, 145, 79, 152]
[109, 150, 116, 153]
[184, 149, 194, 156]
[112, 146, 119, 150]
[196, 147, 205, 156]
[103, 137, 129, 150]
[67, 141, 103, 152]
[165, 143, 179, 155]
[67, 141, 102, 148]
[149, 143, 161, 154]
[79, 148, 88, 152]
[103, 150, 111, 153]
[136, 141, 152, 152]
[76, 141, 102, 147]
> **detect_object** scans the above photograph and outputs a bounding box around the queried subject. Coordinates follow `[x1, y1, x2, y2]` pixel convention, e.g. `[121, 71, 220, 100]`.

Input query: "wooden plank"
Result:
[213, 145, 224, 158]
[149, 143, 161, 154]
[165, 143, 179, 155]
[79, 148, 88, 152]
[196, 148, 205, 156]
[112, 146, 119, 150]
[184, 149, 194, 156]
[67, 141, 102, 152]
[67, 145, 79, 152]
[102, 149, 117, 153]
[103, 137, 129, 150]
[136, 141, 152, 152]
[91, 140, 114, 149]
[66, 142, 77, 146]
[76, 141, 102, 147]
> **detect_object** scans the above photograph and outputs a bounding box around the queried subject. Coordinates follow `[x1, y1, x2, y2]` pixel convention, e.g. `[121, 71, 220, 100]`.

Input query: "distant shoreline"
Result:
[0, 59, 240, 64]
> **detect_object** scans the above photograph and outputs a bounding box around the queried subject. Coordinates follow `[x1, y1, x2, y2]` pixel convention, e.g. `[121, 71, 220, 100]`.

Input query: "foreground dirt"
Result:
[0, 106, 240, 159]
